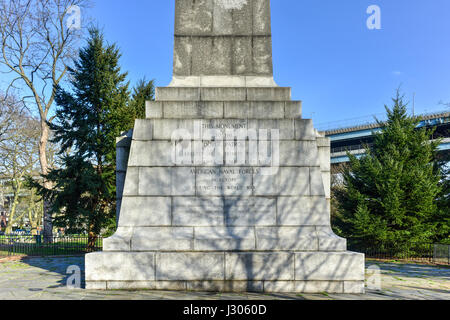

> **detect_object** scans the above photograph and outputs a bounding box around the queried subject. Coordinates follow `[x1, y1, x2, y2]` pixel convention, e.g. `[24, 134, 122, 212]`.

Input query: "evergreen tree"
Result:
[36, 28, 132, 247]
[334, 91, 448, 251]
[435, 151, 450, 243]
[130, 78, 155, 119]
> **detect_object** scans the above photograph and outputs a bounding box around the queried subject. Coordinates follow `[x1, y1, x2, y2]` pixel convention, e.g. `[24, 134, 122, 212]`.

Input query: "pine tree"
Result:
[130, 78, 155, 119]
[36, 28, 132, 248]
[435, 151, 450, 243]
[334, 91, 447, 251]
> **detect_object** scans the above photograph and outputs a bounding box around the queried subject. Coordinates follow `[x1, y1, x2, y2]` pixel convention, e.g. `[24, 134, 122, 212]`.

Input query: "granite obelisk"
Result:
[86, 0, 365, 293]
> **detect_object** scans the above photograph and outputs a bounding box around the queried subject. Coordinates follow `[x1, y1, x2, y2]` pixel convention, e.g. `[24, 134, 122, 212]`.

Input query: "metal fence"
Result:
[0, 235, 103, 257]
[349, 242, 450, 265]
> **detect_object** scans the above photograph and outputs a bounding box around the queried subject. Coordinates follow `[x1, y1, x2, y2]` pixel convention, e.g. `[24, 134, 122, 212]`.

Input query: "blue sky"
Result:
[88, 0, 450, 127]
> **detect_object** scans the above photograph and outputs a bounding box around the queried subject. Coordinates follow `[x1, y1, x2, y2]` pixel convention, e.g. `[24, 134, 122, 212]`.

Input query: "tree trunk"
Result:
[5, 188, 20, 234]
[28, 189, 39, 236]
[88, 223, 97, 252]
[39, 121, 53, 243]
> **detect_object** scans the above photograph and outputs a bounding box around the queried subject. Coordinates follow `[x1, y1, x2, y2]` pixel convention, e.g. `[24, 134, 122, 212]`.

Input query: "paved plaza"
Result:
[0, 255, 448, 300]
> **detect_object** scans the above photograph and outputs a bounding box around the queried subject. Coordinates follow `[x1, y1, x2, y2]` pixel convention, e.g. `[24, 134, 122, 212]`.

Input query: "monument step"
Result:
[132, 118, 318, 141]
[119, 167, 326, 197]
[155, 87, 291, 101]
[85, 251, 365, 293]
[146, 100, 302, 119]
[126, 140, 321, 167]
[87, 279, 364, 294]
[103, 226, 346, 252]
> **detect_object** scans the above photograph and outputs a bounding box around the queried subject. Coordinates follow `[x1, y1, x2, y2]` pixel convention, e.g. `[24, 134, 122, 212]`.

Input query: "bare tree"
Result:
[0, 92, 23, 143]
[0, 101, 41, 234]
[0, 0, 90, 239]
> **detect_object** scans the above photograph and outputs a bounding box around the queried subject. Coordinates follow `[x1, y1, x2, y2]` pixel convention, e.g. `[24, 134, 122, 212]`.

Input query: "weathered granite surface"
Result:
[86, 0, 363, 293]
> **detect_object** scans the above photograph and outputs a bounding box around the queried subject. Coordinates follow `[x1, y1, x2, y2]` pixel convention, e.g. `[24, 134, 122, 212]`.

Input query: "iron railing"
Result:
[349, 242, 450, 265]
[0, 235, 103, 257]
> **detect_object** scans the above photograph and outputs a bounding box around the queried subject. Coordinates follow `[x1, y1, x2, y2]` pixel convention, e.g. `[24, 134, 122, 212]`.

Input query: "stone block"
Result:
[294, 281, 344, 293]
[255, 227, 318, 250]
[316, 226, 347, 251]
[86, 282, 107, 290]
[295, 119, 316, 140]
[200, 87, 247, 101]
[154, 281, 188, 291]
[156, 253, 225, 281]
[253, 167, 310, 196]
[131, 227, 194, 251]
[277, 196, 330, 226]
[145, 101, 163, 119]
[200, 75, 246, 87]
[316, 137, 330, 147]
[253, 0, 272, 35]
[106, 281, 189, 291]
[224, 197, 276, 226]
[128, 141, 174, 166]
[107, 281, 157, 290]
[263, 281, 295, 293]
[174, 0, 213, 36]
[116, 171, 126, 200]
[103, 227, 132, 251]
[195, 167, 254, 196]
[225, 253, 294, 280]
[173, 197, 224, 226]
[156, 87, 200, 101]
[252, 37, 273, 75]
[248, 119, 294, 140]
[212, 1, 233, 35]
[231, 0, 252, 35]
[285, 101, 302, 118]
[139, 167, 195, 196]
[192, 37, 232, 75]
[294, 252, 365, 281]
[344, 281, 365, 294]
[310, 167, 326, 196]
[321, 171, 331, 199]
[152, 119, 195, 140]
[119, 197, 171, 226]
[85, 252, 155, 281]
[122, 167, 139, 196]
[116, 147, 130, 172]
[173, 37, 193, 76]
[278, 141, 320, 166]
[225, 101, 285, 119]
[247, 87, 290, 101]
[164, 101, 224, 119]
[223, 101, 250, 118]
[278, 167, 309, 196]
[318, 145, 331, 172]
[187, 281, 264, 292]
[194, 227, 256, 251]
[233, 37, 253, 75]
[201, 119, 248, 139]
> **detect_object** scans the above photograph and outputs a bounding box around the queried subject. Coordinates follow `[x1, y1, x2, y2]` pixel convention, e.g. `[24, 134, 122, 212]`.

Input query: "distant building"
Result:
[320, 111, 450, 167]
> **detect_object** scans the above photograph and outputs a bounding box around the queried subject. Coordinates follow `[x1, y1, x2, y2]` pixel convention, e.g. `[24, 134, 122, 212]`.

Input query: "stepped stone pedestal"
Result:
[85, 0, 364, 293]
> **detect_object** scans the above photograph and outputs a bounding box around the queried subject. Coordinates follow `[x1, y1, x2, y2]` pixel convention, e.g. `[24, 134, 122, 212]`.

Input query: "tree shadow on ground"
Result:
[19, 255, 85, 289]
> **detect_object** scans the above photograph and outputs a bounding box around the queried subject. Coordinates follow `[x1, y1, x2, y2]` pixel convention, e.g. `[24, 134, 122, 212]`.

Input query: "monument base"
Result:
[85, 251, 365, 293]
